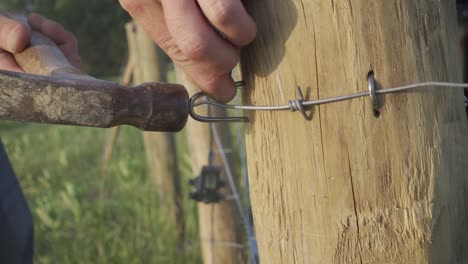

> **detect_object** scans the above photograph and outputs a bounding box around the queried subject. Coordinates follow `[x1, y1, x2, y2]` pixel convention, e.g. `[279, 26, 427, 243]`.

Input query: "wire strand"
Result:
[236, 101, 259, 264]
[210, 121, 258, 264]
[210, 204, 215, 264]
[195, 82, 467, 111]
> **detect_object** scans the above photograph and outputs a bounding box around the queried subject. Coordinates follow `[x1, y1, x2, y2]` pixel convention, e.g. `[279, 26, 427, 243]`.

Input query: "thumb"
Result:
[0, 15, 30, 53]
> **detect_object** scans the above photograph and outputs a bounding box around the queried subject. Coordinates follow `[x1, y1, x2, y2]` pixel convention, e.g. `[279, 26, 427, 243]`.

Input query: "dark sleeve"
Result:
[0, 141, 34, 264]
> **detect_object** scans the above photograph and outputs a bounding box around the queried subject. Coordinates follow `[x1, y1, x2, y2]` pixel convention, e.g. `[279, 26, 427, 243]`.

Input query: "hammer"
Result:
[0, 21, 188, 132]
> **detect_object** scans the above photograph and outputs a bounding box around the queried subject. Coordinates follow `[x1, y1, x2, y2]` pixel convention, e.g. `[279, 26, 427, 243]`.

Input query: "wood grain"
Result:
[242, 0, 468, 263]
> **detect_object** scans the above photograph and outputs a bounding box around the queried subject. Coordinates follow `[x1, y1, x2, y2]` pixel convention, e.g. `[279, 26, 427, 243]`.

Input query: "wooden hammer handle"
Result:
[14, 31, 83, 77]
[0, 13, 190, 132]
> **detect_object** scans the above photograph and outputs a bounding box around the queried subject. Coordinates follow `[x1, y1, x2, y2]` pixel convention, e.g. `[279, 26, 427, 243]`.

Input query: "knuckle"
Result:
[199, 74, 222, 93]
[201, 50, 239, 74]
[156, 33, 175, 50]
[157, 34, 181, 57]
[12, 22, 29, 35]
[6, 23, 30, 52]
[119, 0, 142, 14]
[224, 50, 240, 69]
[204, 1, 257, 46]
[198, 74, 236, 102]
[209, 2, 235, 27]
[118, 0, 132, 10]
[178, 35, 209, 60]
[11, 22, 29, 38]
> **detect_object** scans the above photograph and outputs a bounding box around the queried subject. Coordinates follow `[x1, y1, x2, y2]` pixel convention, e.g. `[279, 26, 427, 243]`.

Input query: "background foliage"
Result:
[0, 0, 130, 77]
[0, 121, 201, 263]
[0, 2, 204, 262]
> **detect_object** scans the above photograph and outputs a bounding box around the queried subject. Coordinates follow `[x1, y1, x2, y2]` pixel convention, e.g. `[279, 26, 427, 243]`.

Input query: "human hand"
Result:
[0, 13, 80, 72]
[119, 0, 256, 102]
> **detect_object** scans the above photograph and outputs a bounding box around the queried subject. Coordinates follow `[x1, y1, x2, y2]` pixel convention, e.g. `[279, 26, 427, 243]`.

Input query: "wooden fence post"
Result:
[242, 1, 468, 263]
[177, 69, 244, 264]
[101, 57, 134, 172]
[126, 21, 185, 250]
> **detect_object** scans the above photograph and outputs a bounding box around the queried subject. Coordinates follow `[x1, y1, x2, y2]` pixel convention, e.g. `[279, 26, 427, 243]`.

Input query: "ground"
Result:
[0, 121, 201, 263]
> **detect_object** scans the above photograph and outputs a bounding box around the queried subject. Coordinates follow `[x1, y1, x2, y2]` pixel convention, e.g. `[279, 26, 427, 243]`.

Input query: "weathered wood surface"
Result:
[177, 69, 243, 264]
[242, 1, 468, 263]
[127, 21, 185, 250]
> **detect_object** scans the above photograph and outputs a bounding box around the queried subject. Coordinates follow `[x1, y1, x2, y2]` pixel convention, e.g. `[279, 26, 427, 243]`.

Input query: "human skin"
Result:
[0, 13, 80, 72]
[119, 0, 257, 102]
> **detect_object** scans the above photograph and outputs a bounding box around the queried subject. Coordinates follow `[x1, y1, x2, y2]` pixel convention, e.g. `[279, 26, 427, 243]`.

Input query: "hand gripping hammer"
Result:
[0, 25, 188, 132]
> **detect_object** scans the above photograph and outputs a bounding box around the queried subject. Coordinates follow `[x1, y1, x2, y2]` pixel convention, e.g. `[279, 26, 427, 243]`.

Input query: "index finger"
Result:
[160, 0, 239, 101]
[0, 15, 30, 53]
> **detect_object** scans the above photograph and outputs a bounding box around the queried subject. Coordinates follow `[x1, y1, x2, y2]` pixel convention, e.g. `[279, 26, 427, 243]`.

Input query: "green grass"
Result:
[0, 121, 201, 263]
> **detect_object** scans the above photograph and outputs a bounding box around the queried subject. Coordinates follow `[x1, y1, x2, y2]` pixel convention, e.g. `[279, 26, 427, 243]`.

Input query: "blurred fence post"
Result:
[126, 21, 185, 251]
[176, 69, 244, 264]
[101, 57, 134, 172]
